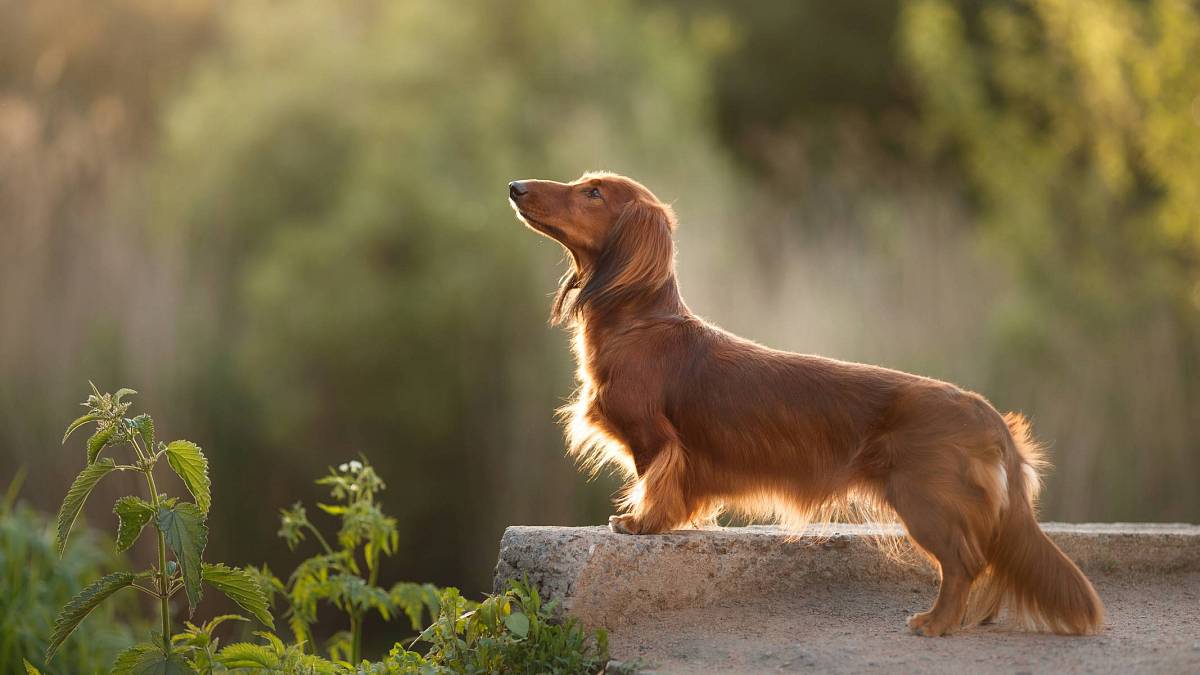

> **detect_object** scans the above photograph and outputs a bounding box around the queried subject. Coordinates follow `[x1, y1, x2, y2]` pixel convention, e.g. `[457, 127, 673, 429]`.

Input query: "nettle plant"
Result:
[48, 385, 273, 672]
[257, 459, 441, 664]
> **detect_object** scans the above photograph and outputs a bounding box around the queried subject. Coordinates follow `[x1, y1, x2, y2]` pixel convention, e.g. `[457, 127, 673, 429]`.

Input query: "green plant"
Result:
[255, 459, 442, 664]
[370, 579, 609, 674]
[48, 384, 273, 672]
[41, 390, 612, 674]
[1, 470, 142, 675]
[169, 616, 339, 674]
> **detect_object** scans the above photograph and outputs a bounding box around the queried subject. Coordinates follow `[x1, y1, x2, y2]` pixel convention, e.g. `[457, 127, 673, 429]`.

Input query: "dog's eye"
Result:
[586, 187, 602, 200]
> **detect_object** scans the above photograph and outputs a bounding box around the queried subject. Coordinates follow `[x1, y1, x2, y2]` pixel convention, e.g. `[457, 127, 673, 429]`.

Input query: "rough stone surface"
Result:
[494, 524, 1200, 674]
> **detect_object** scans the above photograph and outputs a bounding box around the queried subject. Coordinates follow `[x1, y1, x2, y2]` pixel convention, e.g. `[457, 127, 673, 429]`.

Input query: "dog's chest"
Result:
[570, 328, 667, 435]
[571, 329, 639, 397]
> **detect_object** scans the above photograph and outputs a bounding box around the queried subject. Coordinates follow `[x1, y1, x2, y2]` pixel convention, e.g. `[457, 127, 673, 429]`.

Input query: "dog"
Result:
[508, 171, 1103, 636]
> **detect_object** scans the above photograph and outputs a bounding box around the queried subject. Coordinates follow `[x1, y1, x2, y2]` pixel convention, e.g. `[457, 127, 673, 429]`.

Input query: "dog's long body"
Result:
[509, 172, 1103, 636]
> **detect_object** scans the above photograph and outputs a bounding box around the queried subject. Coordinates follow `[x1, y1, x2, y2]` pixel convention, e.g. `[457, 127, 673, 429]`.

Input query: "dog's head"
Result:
[508, 172, 676, 324]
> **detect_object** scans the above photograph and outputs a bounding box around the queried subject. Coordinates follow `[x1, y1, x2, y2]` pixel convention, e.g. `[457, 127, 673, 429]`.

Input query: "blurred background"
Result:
[2, 0, 1198, 625]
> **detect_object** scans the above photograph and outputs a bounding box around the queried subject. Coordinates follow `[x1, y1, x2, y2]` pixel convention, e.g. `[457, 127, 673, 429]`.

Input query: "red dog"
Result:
[508, 172, 1103, 636]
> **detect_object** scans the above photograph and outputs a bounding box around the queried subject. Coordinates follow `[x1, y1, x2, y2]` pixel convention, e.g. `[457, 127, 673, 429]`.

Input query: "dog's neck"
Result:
[571, 274, 688, 332]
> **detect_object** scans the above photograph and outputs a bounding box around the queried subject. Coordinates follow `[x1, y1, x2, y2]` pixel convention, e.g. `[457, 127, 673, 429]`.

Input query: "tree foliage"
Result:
[900, 0, 1200, 518]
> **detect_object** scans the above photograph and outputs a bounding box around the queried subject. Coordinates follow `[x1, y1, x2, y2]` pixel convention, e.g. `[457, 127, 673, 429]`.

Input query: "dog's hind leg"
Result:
[885, 456, 996, 636]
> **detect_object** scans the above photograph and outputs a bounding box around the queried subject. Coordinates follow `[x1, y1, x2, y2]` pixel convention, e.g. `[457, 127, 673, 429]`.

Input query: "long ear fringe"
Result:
[569, 199, 675, 321]
[550, 267, 579, 326]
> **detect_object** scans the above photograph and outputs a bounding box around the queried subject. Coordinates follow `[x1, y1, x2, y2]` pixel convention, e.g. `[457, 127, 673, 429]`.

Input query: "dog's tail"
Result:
[965, 413, 1104, 634]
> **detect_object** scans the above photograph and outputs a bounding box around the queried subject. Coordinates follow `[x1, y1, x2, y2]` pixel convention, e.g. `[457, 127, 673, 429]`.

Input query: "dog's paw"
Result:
[907, 612, 934, 637]
[608, 514, 639, 535]
[907, 612, 953, 637]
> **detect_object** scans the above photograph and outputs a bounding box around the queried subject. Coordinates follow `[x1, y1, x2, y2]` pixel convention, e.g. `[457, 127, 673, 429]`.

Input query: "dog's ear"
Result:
[573, 199, 675, 318]
[550, 267, 580, 325]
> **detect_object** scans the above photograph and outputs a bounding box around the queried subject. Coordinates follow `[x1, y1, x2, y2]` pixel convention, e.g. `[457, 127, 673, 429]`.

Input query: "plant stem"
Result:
[137, 440, 171, 655]
[350, 612, 362, 664]
[129, 582, 162, 598]
[305, 522, 334, 556]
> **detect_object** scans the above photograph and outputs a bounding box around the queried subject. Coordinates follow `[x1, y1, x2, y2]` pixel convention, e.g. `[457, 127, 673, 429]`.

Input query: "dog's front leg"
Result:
[607, 514, 643, 534]
[608, 436, 691, 535]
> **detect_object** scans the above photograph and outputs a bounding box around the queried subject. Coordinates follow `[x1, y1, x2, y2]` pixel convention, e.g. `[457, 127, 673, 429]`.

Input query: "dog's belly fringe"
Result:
[565, 397, 915, 557]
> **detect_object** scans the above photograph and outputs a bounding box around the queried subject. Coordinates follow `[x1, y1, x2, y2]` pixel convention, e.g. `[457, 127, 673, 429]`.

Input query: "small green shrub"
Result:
[371, 580, 609, 675]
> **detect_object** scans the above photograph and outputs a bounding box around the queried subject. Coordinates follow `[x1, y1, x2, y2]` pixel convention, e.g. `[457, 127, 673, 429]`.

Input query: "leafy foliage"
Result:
[213, 633, 339, 674]
[164, 441, 211, 516]
[114, 496, 157, 553]
[157, 503, 209, 614]
[130, 415, 156, 454]
[62, 414, 100, 445]
[159, 580, 612, 674]
[200, 564, 274, 629]
[367, 580, 609, 675]
[1, 486, 141, 674]
[45, 571, 136, 661]
[45, 396, 613, 673]
[899, 0, 1200, 516]
[170, 614, 248, 673]
[110, 642, 159, 675]
[54, 459, 117, 556]
[110, 642, 192, 675]
[263, 459, 442, 664]
[86, 426, 118, 465]
[47, 385, 273, 668]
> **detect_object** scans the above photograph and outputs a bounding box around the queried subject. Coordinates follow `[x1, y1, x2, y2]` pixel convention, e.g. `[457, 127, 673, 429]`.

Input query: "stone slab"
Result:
[493, 524, 1200, 673]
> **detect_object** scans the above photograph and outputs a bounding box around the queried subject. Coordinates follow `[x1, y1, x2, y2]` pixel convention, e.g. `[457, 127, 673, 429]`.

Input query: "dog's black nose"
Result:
[509, 181, 528, 200]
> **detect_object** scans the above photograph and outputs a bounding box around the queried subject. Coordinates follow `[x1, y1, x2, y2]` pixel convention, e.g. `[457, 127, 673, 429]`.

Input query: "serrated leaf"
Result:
[254, 630, 285, 654]
[216, 643, 280, 669]
[112, 642, 191, 675]
[288, 613, 312, 648]
[111, 643, 157, 675]
[503, 610, 530, 637]
[203, 613, 250, 634]
[164, 440, 211, 515]
[55, 459, 116, 556]
[130, 414, 155, 452]
[62, 413, 99, 444]
[113, 387, 137, 404]
[86, 426, 117, 464]
[45, 571, 135, 660]
[202, 563, 275, 628]
[157, 502, 208, 613]
[114, 496, 156, 552]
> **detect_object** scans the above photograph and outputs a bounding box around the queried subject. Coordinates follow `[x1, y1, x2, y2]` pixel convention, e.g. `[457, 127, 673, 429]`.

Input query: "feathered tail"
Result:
[965, 413, 1104, 634]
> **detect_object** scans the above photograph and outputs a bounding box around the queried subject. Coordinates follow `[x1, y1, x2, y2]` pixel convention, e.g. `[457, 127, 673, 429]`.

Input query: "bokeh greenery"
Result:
[901, 0, 1200, 518]
[1, 1, 1197, 649]
[0, 473, 143, 674]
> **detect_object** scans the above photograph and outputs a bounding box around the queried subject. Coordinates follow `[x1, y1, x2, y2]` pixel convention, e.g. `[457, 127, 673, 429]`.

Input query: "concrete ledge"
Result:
[495, 523, 1200, 673]
[494, 523, 1200, 627]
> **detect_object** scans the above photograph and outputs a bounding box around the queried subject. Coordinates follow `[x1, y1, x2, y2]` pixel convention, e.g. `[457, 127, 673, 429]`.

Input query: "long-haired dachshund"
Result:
[508, 172, 1103, 636]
